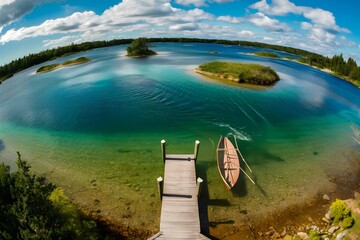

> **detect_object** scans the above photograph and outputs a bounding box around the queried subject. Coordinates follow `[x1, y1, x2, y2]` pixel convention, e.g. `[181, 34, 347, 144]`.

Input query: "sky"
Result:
[1, 0, 360, 66]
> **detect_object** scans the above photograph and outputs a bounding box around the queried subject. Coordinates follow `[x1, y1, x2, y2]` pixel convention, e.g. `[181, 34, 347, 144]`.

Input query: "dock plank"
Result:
[149, 151, 209, 240]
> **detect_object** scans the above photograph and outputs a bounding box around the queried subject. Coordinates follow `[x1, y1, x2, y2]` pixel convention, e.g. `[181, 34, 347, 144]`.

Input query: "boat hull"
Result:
[217, 137, 240, 190]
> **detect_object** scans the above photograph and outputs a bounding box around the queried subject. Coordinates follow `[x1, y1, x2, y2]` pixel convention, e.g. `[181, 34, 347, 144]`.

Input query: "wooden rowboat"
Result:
[217, 136, 240, 190]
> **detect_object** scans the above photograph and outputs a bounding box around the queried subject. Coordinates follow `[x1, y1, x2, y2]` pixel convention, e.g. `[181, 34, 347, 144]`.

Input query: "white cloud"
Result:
[248, 12, 291, 32]
[250, 0, 348, 32]
[338, 36, 356, 48]
[175, 0, 233, 7]
[102, 0, 173, 19]
[214, 0, 233, 2]
[169, 23, 199, 31]
[302, 8, 349, 33]
[263, 36, 274, 41]
[250, 0, 300, 16]
[0, 0, 214, 44]
[237, 30, 254, 37]
[0, 0, 16, 8]
[250, 0, 351, 50]
[217, 15, 242, 24]
[0, 11, 96, 43]
[0, 0, 52, 32]
[43, 35, 79, 47]
[176, 0, 206, 7]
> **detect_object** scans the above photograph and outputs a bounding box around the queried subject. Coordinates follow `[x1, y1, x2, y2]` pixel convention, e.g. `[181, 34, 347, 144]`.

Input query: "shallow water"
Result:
[1, 43, 360, 232]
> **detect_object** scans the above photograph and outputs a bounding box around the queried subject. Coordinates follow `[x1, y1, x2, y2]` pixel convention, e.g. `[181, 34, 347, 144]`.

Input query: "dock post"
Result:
[194, 140, 200, 163]
[197, 177, 203, 197]
[161, 139, 166, 163]
[157, 176, 163, 200]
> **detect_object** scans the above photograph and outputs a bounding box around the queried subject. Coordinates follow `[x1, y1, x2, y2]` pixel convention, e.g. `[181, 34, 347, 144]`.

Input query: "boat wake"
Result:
[213, 122, 252, 142]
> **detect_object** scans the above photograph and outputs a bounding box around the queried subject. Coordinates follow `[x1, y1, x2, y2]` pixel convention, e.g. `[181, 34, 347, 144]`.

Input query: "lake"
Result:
[1, 42, 360, 233]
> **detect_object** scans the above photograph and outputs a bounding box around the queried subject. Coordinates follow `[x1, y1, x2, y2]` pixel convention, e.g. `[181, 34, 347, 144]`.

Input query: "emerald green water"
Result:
[1, 43, 360, 231]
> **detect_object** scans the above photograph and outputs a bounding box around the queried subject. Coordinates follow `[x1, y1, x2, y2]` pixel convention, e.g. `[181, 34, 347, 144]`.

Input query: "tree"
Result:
[0, 153, 102, 240]
[126, 37, 156, 57]
[349, 67, 360, 81]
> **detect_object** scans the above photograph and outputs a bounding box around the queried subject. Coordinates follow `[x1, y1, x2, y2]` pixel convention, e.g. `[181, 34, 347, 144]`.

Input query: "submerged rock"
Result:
[323, 194, 330, 201]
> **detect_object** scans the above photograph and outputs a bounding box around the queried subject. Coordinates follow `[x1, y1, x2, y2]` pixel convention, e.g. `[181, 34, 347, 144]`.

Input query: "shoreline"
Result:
[194, 68, 270, 90]
[85, 150, 360, 239]
[289, 59, 360, 88]
[244, 52, 360, 88]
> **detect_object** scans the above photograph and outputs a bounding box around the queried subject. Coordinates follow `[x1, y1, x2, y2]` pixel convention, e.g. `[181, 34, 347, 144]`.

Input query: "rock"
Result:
[322, 217, 331, 224]
[323, 194, 330, 201]
[311, 225, 318, 230]
[328, 226, 339, 234]
[297, 232, 308, 239]
[257, 232, 263, 236]
[336, 230, 347, 240]
[280, 229, 287, 237]
[325, 212, 331, 220]
[354, 191, 360, 200]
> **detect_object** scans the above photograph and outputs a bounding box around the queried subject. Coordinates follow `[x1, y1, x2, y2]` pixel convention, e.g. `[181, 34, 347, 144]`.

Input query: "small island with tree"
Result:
[36, 57, 91, 74]
[195, 61, 280, 86]
[126, 37, 156, 57]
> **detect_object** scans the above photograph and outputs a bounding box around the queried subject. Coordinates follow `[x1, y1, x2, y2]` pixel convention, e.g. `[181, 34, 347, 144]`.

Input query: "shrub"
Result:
[330, 199, 354, 229]
[0, 152, 101, 239]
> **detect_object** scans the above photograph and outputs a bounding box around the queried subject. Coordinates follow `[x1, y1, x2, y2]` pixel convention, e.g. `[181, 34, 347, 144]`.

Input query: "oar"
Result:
[240, 167, 255, 185]
[233, 135, 253, 172]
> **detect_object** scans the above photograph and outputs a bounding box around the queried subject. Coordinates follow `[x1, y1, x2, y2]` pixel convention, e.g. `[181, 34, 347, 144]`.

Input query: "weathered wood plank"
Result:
[149, 151, 210, 240]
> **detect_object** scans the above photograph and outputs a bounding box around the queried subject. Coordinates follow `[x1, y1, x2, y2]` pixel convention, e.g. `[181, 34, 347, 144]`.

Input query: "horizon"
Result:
[0, 0, 360, 66]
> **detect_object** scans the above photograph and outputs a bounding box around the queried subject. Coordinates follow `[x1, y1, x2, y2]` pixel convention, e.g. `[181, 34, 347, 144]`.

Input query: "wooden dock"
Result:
[149, 140, 209, 240]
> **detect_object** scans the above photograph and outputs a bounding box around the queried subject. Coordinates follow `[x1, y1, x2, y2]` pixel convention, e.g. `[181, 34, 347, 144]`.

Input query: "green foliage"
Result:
[254, 52, 279, 58]
[126, 37, 156, 57]
[198, 61, 280, 86]
[330, 199, 354, 229]
[349, 67, 360, 81]
[36, 64, 59, 73]
[62, 57, 91, 66]
[49, 188, 99, 239]
[0, 152, 101, 239]
[308, 229, 322, 240]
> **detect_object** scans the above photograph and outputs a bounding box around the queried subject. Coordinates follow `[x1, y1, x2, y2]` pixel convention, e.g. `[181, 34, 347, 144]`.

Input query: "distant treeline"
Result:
[1, 37, 359, 84]
[299, 54, 360, 82]
[0, 39, 132, 82]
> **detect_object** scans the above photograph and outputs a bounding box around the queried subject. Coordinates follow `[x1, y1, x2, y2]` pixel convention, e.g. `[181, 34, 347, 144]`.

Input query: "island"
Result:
[195, 61, 280, 86]
[126, 37, 156, 57]
[36, 57, 91, 73]
[1, 38, 359, 86]
[254, 51, 279, 58]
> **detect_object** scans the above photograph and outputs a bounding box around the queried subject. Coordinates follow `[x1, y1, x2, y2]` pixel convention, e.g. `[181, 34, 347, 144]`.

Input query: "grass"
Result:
[36, 57, 91, 73]
[196, 61, 280, 86]
[254, 52, 279, 58]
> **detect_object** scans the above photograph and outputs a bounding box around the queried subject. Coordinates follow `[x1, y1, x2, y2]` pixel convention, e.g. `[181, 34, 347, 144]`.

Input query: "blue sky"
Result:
[1, 0, 360, 66]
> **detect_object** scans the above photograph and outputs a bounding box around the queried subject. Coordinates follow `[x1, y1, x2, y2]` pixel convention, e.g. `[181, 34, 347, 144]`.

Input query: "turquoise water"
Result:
[1, 43, 360, 231]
